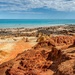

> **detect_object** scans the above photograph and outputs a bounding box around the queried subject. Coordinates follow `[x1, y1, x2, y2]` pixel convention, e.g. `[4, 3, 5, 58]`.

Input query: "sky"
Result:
[0, 0, 75, 19]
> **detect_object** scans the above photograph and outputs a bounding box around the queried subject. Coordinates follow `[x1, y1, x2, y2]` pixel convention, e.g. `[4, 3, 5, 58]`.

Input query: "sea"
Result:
[0, 19, 75, 28]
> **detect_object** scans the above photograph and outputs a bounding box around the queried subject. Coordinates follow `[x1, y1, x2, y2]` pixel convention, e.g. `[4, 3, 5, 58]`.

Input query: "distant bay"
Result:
[0, 19, 75, 28]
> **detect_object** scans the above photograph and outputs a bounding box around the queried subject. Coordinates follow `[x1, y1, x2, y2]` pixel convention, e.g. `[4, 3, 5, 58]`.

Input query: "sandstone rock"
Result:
[0, 35, 75, 75]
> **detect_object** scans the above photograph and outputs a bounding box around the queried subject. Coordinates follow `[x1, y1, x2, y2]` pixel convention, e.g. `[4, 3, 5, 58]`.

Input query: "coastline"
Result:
[0, 24, 72, 29]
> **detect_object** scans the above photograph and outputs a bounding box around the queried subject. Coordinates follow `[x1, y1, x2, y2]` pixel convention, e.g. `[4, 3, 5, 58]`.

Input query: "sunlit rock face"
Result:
[0, 35, 75, 75]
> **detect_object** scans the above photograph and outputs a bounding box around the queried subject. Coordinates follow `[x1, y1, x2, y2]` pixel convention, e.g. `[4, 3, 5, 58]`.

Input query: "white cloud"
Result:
[0, 0, 75, 12]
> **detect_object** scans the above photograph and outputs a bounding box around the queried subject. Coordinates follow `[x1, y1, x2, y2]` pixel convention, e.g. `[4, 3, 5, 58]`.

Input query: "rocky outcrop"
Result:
[0, 47, 73, 75]
[0, 49, 52, 75]
[52, 36, 75, 45]
[35, 35, 75, 49]
[0, 35, 75, 75]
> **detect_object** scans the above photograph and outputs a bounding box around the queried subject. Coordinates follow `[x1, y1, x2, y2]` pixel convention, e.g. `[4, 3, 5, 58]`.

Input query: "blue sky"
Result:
[0, 0, 75, 19]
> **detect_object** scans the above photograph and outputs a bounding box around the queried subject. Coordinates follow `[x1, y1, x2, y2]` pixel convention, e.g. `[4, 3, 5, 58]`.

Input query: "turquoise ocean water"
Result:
[0, 19, 75, 28]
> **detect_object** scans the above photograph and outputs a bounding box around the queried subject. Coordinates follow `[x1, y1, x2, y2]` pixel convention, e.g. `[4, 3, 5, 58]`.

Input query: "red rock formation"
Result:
[0, 49, 53, 75]
[0, 35, 75, 75]
[35, 35, 75, 49]
[51, 36, 75, 46]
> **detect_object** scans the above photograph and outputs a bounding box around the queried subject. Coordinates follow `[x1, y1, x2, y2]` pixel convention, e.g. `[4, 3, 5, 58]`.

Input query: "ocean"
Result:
[0, 19, 75, 28]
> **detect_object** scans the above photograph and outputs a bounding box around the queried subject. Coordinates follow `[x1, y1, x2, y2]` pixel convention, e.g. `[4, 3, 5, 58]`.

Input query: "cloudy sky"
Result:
[0, 0, 75, 19]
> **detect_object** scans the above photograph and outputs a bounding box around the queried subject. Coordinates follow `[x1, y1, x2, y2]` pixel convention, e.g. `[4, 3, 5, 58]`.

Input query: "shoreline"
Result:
[0, 24, 73, 29]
